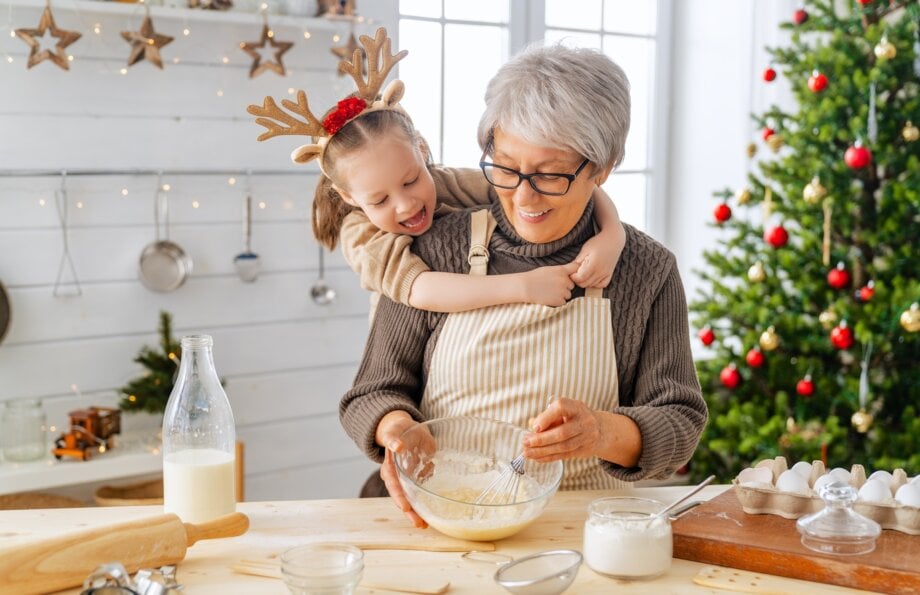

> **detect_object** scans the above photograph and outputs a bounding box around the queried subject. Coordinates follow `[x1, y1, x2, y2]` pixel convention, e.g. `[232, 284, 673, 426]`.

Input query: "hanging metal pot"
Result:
[138, 180, 193, 293]
[0, 278, 10, 344]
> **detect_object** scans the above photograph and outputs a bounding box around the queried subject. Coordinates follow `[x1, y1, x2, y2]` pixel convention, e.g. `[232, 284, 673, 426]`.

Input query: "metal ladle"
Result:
[310, 246, 336, 305]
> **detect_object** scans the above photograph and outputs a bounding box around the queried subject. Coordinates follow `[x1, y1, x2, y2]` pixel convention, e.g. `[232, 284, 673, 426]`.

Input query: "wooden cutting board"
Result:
[672, 489, 920, 595]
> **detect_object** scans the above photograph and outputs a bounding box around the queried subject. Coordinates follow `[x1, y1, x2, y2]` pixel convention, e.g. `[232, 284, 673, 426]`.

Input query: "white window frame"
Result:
[396, 0, 672, 239]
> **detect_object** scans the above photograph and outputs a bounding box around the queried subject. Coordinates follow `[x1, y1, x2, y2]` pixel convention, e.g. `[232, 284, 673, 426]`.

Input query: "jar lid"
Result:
[796, 482, 881, 555]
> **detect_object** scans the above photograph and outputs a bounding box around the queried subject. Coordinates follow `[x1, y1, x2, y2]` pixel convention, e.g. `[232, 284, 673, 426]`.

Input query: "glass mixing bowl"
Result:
[394, 417, 563, 541]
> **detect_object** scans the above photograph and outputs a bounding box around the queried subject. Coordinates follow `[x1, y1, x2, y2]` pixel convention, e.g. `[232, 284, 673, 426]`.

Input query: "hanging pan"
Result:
[138, 178, 193, 292]
[0, 278, 10, 344]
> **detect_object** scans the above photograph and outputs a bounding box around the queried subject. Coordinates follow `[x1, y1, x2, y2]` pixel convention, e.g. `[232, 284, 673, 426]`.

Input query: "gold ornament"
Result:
[873, 36, 897, 60]
[819, 309, 838, 330]
[240, 24, 293, 78]
[735, 188, 752, 205]
[121, 15, 174, 69]
[901, 303, 920, 333]
[14, 5, 82, 70]
[766, 133, 784, 153]
[746, 142, 757, 158]
[332, 32, 364, 76]
[759, 325, 780, 351]
[903, 121, 920, 142]
[748, 261, 766, 283]
[851, 409, 873, 433]
[802, 176, 827, 205]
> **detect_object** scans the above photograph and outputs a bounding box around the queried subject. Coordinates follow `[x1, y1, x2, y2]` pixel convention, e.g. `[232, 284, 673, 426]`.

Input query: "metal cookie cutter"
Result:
[81, 563, 183, 595]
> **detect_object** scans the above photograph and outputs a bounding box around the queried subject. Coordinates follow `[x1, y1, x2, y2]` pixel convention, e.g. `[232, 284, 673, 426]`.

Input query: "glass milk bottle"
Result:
[162, 335, 236, 523]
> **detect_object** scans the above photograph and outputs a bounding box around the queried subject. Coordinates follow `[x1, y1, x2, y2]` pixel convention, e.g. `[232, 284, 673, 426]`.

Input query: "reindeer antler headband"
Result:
[246, 27, 408, 171]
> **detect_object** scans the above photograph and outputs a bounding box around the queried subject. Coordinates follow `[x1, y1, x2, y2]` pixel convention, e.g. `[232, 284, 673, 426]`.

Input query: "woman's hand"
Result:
[519, 262, 579, 306]
[523, 398, 603, 461]
[376, 411, 429, 528]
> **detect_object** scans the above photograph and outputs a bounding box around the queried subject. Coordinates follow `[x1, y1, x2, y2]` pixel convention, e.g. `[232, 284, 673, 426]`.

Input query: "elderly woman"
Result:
[340, 43, 706, 527]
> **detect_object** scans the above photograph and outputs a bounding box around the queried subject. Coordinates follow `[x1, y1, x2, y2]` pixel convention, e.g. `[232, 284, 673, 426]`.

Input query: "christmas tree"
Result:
[690, 0, 920, 482]
[119, 311, 181, 414]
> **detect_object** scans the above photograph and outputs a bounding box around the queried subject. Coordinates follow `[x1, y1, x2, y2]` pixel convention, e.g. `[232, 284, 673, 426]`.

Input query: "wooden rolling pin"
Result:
[0, 511, 249, 595]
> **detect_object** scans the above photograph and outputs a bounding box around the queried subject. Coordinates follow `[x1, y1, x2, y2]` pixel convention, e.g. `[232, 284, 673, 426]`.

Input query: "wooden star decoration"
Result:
[121, 16, 174, 70]
[14, 5, 82, 70]
[331, 32, 364, 77]
[240, 24, 293, 78]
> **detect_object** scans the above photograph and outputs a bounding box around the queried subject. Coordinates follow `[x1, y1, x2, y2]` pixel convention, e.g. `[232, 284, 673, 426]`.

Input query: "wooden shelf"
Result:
[6, 0, 372, 30]
[0, 430, 162, 495]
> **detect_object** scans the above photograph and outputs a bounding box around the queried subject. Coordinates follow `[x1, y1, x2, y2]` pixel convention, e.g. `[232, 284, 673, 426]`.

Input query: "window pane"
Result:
[603, 0, 657, 35]
[399, 0, 441, 18]
[442, 24, 506, 166]
[445, 0, 508, 23]
[603, 35, 653, 170]
[543, 29, 602, 51]
[399, 20, 443, 162]
[602, 173, 647, 232]
[545, 0, 602, 30]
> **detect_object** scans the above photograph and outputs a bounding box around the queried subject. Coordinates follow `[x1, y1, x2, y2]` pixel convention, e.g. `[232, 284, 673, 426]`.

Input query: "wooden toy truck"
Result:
[51, 407, 121, 461]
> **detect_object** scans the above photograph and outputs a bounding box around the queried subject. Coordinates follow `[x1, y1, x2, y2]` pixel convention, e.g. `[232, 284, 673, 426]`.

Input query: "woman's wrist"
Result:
[375, 409, 414, 448]
[596, 410, 642, 468]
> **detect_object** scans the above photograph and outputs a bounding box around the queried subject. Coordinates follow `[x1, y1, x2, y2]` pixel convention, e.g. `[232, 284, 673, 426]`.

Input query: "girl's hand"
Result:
[376, 411, 429, 528]
[571, 233, 617, 289]
[520, 262, 579, 306]
[523, 398, 602, 461]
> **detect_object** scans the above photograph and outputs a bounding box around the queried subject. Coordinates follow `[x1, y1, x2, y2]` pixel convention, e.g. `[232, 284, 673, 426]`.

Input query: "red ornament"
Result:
[857, 281, 875, 302]
[763, 67, 777, 82]
[746, 348, 766, 368]
[720, 364, 742, 389]
[827, 262, 851, 290]
[713, 203, 732, 223]
[796, 375, 815, 397]
[322, 97, 368, 135]
[856, 0, 871, 4]
[762, 127, 776, 140]
[765, 225, 789, 248]
[808, 71, 828, 93]
[698, 327, 715, 346]
[844, 142, 872, 169]
[830, 321, 854, 350]
[793, 8, 809, 24]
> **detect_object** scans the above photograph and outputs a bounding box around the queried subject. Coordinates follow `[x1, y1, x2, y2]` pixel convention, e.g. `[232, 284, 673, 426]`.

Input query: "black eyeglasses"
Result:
[479, 149, 590, 196]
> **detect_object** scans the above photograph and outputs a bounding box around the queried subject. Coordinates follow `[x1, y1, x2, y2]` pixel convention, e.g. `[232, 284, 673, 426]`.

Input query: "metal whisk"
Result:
[474, 453, 526, 505]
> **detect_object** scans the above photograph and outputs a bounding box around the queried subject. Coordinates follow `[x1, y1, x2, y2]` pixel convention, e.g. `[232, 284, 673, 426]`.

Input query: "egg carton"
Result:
[732, 456, 920, 535]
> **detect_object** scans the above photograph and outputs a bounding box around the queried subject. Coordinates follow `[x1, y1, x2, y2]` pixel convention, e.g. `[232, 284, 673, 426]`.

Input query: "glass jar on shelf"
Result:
[1, 398, 47, 462]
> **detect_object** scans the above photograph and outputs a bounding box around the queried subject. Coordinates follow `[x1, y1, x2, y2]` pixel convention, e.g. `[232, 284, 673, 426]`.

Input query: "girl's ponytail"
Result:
[312, 174, 354, 250]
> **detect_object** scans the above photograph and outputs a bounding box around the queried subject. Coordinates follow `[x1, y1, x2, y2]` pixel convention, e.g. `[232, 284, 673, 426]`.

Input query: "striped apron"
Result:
[421, 210, 625, 490]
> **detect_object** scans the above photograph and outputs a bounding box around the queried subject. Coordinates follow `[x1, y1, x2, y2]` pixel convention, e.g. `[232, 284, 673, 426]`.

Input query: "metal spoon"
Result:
[310, 246, 336, 305]
[654, 474, 716, 520]
[233, 193, 260, 283]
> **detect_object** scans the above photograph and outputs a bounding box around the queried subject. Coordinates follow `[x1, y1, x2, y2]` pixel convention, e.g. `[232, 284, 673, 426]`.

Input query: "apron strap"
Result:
[468, 209, 497, 276]
[585, 287, 604, 299]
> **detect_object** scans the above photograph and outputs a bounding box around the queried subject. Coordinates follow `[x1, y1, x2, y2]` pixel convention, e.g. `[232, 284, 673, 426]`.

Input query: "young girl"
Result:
[312, 107, 625, 313]
[249, 27, 624, 313]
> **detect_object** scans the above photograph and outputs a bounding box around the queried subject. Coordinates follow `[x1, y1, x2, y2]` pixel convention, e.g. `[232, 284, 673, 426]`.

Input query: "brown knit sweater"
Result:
[340, 199, 707, 482]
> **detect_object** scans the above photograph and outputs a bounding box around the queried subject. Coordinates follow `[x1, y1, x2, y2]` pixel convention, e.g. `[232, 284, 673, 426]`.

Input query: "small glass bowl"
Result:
[280, 543, 364, 595]
[796, 482, 881, 556]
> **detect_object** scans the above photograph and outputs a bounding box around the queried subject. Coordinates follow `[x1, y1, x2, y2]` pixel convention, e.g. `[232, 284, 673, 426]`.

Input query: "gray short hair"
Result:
[477, 43, 631, 171]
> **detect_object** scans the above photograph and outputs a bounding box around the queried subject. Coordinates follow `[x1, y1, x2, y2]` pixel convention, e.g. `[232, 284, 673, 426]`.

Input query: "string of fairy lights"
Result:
[2, 0, 368, 78]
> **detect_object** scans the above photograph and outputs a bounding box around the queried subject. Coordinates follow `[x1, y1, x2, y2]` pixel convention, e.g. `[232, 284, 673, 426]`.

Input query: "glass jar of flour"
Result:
[1, 398, 47, 462]
[583, 496, 673, 580]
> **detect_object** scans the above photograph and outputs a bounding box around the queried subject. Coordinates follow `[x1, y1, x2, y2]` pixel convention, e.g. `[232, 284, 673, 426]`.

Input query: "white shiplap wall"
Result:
[0, 0, 398, 500]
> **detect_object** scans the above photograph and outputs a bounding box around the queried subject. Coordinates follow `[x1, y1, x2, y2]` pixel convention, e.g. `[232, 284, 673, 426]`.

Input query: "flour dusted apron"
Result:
[422, 210, 625, 490]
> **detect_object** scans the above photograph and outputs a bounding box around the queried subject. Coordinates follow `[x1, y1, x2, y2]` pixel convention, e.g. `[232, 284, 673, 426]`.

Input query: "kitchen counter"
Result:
[1, 485, 874, 594]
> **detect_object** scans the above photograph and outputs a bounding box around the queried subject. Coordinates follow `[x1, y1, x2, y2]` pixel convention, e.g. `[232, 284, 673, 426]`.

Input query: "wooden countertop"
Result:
[1, 485, 875, 594]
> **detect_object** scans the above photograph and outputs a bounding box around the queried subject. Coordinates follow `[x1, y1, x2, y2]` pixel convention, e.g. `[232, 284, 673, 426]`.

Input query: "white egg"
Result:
[791, 461, 813, 479]
[857, 478, 893, 503]
[868, 470, 893, 487]
[895, 483, 920, 508]
[737, 466, 774, 485]
[775, 469, 810, 495]
[813, 473, 844, 493]
[828, 467, 852, 484]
